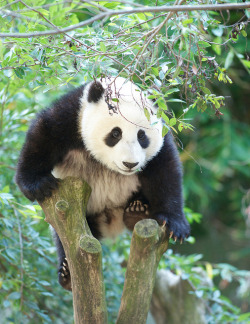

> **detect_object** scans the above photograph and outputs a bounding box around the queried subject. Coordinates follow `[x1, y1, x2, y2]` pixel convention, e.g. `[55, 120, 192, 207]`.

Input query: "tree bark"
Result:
[39, 177, 108, 324]
[116, 219, 168, 324]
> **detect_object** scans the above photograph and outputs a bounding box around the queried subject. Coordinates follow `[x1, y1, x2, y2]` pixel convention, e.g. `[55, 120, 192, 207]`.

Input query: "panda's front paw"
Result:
[20, 174, 60, 202]
[154, 214, 190, 242]
[124, 200, 149, 231]
[58, 258, 71, 291]
[125, 200, 149, 214]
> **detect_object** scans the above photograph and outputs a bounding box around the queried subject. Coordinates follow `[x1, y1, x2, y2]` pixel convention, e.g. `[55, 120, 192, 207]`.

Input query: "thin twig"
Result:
[0, 162, 17, 171]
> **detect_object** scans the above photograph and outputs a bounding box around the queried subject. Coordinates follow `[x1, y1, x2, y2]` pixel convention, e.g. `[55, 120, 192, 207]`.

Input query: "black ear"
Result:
[87, 81, 104, 103]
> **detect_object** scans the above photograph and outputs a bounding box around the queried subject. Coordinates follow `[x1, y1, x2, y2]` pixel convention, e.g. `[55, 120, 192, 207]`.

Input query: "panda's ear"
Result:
[87, 81, 104, 103]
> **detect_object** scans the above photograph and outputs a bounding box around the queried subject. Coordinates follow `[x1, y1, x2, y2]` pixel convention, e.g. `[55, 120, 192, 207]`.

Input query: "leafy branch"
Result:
[1, 0, 249, 129]
[0, 2, 249, 38]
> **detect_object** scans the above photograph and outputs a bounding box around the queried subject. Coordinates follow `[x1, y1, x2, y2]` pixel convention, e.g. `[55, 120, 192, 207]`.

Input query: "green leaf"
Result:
[159, 70, 165, 80]
[182, 18, 193, 26]
[156, 98, 168, 110]
[226, 75, 233, 84]
[169, 118, 176, 127]
[238, 313, 250, 321]
[100, 42, 107, 53]
[242, 59, 250, 69]
[161, 112, 169, 124]
[198, 41, 211, 48]
[172, 66, 181, 79]
[8, 292, 21, 300]
[136, 13, 146, 21]
[144, 108, 150, 121]
[164, 88, 180, 97]
[166, 99, 185, 103]
[225, 50, 234, 69]
[178, 123, 183, 132]
[200, 87, 211, 95]
[241, 30, 247, 37]
[14, 67, 25, 79]
[147, 95, 157, 99]
[151, 67, 159, 76]
[162, 125, 169, 137]
[39, 280, 51, 286]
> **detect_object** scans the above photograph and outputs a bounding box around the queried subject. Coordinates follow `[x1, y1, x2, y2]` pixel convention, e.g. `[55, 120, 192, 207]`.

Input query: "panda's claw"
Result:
[62, 266, 68, 274]
[134, 200, 142, 211]
[140, 205, 145, 212]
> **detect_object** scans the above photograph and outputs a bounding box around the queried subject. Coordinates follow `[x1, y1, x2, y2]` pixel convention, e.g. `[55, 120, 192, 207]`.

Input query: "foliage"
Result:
[159, 250, 250, 323]
[0, 0, 249, 323]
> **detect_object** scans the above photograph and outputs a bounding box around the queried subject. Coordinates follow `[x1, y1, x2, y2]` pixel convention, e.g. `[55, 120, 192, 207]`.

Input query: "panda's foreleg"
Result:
[15, 112, 67, 202]
[138, 133, 190, 242]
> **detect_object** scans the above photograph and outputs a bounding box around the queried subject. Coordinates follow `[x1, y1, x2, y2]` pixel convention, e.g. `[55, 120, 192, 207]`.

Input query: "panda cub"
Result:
[16, 77, 190, 290]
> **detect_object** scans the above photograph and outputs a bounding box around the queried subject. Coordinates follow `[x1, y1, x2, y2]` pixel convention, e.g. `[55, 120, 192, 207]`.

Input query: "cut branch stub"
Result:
[55, 199, 69, 214]
[116, 219, 169, 324]
[39, 177, 107, 324]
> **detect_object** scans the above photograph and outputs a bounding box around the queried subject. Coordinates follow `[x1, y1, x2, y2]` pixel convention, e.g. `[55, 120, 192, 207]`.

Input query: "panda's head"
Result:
[79, 77, 163, 175]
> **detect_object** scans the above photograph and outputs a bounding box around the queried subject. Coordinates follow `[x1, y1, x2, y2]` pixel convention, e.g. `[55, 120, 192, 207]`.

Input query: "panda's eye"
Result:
[104, 127, 122, 147]
[112, 127, 122, 139]
[138, 130, 146, 140]
[137, 129, 150, 149]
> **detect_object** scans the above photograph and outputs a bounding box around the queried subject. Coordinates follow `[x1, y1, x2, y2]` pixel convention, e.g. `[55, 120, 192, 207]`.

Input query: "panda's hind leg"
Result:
[123, 199, 149, 231]
[53, 231, 72, 291]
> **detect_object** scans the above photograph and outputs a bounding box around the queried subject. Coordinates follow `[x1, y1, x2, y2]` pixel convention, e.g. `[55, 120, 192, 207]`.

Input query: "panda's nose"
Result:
[123, 161, 139, 169]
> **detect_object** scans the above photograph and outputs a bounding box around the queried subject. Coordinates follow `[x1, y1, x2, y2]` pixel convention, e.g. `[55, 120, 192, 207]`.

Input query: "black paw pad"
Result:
[58, 258, 71, 291]
[125, 200, 149, 215]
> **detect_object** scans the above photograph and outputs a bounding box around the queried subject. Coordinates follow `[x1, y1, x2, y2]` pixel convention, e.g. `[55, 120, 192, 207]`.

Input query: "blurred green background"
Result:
[0, 1, 249, 323]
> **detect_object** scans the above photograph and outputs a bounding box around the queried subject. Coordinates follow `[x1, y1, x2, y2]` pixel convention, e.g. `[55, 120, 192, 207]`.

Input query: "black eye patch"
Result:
[104, 127, 122, 147]
[137, 129, 150, 149]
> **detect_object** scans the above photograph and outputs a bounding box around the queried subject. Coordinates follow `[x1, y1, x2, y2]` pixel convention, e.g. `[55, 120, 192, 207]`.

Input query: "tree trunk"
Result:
[39, 177, 108, 324]
[116, 219, 168, 324]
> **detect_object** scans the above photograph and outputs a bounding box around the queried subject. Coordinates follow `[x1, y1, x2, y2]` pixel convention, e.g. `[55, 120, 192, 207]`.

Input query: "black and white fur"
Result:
[16, 77, 190, 290]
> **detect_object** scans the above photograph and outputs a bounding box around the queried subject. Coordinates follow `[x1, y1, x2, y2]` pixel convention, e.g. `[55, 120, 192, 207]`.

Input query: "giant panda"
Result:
[16, 77, 190, 290]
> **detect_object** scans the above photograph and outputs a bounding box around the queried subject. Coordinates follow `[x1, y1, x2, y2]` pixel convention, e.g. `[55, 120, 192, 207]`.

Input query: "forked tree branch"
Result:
[0, 3, 249, 38]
